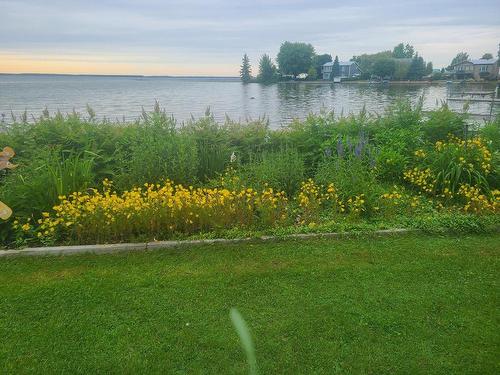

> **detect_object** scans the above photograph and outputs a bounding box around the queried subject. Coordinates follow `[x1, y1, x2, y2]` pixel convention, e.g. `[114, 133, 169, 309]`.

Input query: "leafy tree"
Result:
[481, 53, 493, 59]
[394, 60, 411, 80]
[351, 51, 392, 75]
[372, 58, 396, 78]
[498, 43, 500, 58]
[312, 54, 332, 77]
[257, 54, 276, 84]
[431, 71, 443, 80]
[425, 62, 433, 75]
[240, 54, 252, 83]
[392, 43, 415, 58]
[277, 41, 315, 77]
[332, 56, 340, 78]
[407, 54, 426, 80]
[449, 52, 469, 67]
[307, 66, 318, 80]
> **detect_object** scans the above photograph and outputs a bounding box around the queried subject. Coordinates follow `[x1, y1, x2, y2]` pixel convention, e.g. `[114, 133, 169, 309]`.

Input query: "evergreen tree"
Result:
[408, 54, 425, 80]
[449, 52, 469, 67]
[240, 54, 252, 83]
[257, 54, 276, 84]
[425, 62, 433, 75]
[331, 56, 340, 79]
[404, 44, 415, 58]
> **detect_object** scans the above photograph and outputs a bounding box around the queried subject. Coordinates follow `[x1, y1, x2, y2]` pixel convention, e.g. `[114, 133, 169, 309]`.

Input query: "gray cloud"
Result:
[1, 0, 499, 74]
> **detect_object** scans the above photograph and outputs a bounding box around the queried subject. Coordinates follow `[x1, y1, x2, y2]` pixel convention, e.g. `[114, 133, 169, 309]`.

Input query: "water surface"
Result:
[0, 74, 497, 127]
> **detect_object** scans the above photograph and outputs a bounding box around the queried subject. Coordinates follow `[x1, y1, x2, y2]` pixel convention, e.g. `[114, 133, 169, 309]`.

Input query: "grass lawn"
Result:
[0, 233, 499, 374]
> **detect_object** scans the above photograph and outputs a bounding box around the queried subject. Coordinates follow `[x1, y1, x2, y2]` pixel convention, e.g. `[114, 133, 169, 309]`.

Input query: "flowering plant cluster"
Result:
[16, 179, 289, 244]
[404, 136, 498, 213]
[13, 172, 499, 245]
[297, 179, 367, 223]
[10, 134, 500, 245]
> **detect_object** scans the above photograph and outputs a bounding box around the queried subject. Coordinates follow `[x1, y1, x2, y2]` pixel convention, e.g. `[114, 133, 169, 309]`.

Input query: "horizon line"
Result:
[0, 72, 240, 79]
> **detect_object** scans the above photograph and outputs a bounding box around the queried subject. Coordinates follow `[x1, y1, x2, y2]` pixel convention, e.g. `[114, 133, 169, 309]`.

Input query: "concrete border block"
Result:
[1, 242, 147, 257]
[0, 228, 416, 258]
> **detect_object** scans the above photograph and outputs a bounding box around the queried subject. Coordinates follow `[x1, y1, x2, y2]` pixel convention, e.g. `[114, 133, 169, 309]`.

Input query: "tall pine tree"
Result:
[257, 54, 276, 83]
[408, 54, 425, 80]
[330, 55, 340, 80]
[240, 54, 252, 83]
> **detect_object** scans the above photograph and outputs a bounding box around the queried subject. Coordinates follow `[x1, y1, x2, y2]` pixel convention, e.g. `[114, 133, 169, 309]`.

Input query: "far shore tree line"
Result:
[240, 42, 500, 84]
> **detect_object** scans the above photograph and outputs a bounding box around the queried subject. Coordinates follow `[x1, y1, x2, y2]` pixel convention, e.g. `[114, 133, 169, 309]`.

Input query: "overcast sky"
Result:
[1, 0, 499, 75]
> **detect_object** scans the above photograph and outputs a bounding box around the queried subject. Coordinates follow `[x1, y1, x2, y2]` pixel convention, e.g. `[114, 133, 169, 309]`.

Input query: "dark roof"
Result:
[470, 58, 498, 65]
[323, 61, 359, 67]
[450, 58, 498, 67]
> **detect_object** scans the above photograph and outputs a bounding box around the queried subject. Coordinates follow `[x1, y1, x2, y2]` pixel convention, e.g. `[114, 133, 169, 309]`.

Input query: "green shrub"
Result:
[375, 99, 423, 133]
[480, 118, 500, 151]
[0, 149, 95, 218]
[233, 149, 305, 196]
[180, 111, 231, 181]
[115, 112, 199, 188]
[315, 156, 383, 216]
[405, 136, 493, 197]
[375, 147, 408, 182]
[421, 105, 469, 143]
[1, 102, 499, 246]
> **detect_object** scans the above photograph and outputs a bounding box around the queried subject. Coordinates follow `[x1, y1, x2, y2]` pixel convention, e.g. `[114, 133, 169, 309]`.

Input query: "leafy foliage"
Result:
[1, 102, 498, 247]
[232, 149, 305, 196]
[277, 41, 315, 77]
[311, 53, 332, 77]
[407, 55, 426, 80]
[392, 43, 415, 58]
[372, 58, 396, 78]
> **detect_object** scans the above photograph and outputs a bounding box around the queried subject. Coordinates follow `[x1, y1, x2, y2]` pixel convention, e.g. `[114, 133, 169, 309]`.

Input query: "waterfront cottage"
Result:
[449, 58, 499, 80]
[322, 61, 361, 80]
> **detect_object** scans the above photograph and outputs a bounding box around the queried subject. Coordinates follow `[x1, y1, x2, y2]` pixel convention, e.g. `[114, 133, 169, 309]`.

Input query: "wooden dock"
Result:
[447, 97, 500, 103]
[445, 86, 500, 120]
[455, 91, 495, 97]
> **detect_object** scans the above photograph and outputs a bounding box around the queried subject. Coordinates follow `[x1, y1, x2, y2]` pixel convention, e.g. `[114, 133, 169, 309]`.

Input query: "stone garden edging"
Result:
[0, 228, 415, 257]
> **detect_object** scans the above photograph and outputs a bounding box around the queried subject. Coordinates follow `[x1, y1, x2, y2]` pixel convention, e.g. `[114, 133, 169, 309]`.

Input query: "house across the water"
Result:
[449, 58, 499, 80]
[322, 61, 361, 80]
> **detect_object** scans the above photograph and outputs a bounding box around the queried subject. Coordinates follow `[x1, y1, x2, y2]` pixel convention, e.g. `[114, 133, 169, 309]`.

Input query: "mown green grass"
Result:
[0, 233, 499, 374]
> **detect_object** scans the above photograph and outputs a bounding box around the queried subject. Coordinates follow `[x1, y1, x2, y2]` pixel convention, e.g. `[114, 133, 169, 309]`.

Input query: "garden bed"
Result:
[1, 101, 499, 247]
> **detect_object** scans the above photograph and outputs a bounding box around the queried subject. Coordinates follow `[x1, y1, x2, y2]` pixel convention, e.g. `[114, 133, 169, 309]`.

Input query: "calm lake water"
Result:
[0, 74, 497, 127]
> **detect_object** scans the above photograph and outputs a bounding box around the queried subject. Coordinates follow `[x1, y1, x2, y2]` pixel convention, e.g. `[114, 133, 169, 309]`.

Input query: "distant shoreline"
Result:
[277, 80, 498, 85]
[0, 73, 500, 87]
[1, 73, 497, 86]
[0, 73, 240, 79]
